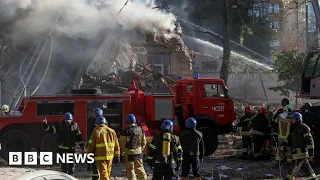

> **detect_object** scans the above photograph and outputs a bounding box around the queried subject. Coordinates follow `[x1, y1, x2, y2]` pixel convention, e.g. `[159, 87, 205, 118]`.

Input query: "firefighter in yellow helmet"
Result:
[119, 114, 147, 180]
[86, 116, 120, 180]
[147, 119, 183, 179]
[275, 104, 294, 163]
[1, 104, 9, 115]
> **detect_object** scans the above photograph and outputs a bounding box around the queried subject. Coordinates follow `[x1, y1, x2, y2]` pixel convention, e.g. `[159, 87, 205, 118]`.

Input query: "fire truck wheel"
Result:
[0, 130, 32, 161]
[40, 134, 58, 164]
[197, 127, 218, 156]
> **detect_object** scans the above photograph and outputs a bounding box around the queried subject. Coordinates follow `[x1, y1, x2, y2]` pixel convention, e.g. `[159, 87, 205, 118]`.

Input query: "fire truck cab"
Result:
[0, 75, 236, 160]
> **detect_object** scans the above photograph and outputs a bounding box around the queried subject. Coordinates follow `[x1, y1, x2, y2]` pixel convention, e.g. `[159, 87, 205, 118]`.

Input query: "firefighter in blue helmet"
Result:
[87, 108, 103, 180]
[43, 112, 85, 176]
[284, 112, 316, 180]
[180, 117, 204, 180]
[147, 119, 183, 180]
[119, 114, 147, 180]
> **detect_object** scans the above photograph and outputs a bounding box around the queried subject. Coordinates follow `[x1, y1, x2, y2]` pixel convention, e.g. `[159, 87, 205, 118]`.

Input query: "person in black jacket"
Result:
[250, 107, 269, 160]
[43, 112, 85, 176]
[283, 112, 316, 180]
[147, 119, 183, 180]
[238, 105, 255, 158]
[179, 117, 204, 180]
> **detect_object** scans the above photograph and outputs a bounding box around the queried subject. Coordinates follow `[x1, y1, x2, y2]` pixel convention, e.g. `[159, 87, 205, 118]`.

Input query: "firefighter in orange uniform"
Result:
[86, 116, 120, 180]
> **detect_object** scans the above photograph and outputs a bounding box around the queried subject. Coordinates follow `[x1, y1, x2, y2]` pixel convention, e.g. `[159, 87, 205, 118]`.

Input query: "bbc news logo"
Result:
[9, 152, 95, 165]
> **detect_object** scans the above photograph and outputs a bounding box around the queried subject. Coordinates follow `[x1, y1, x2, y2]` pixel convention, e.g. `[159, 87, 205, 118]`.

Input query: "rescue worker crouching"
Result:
[250, 107, 269, 160]
[275, 104, 294, 163]
[86, 116, 120, 180]
[238, 105, 255, 158]
[87, 108, 103, 180]
[43, 112, 85, 176]
[119, 114, 147, 180]
[179, 117, 204, 180]
[283, 112, 316, 180]
[147, 119, 183, 180]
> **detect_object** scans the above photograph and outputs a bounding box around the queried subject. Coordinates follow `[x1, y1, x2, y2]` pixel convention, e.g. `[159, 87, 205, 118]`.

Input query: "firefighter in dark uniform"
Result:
[179, 117, 204, 180]
[250, 107, 269, 160]
[238, 105, 255, 158]
[283, 112, 316, 180]
[147, 119, 183, 180]
[87, 108, 103, 180]
[43, 112, 85, 176]
[119, 114, 147, 180]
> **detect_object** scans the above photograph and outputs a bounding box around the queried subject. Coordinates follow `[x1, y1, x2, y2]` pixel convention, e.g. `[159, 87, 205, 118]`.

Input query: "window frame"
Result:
[147, 54, 171, 75]
[36, 101, 75, 116]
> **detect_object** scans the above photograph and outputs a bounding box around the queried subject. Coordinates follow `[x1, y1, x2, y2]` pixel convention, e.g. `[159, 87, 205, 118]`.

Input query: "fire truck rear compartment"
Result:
[86, 100, 124, 136]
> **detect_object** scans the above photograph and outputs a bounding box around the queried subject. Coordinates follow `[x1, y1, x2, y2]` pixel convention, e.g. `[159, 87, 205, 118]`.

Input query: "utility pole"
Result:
[220, 0, 231, 86]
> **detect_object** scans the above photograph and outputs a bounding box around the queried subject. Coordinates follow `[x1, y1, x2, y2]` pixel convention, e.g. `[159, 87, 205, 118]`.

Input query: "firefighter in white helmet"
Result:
[1, 105, 9, 115]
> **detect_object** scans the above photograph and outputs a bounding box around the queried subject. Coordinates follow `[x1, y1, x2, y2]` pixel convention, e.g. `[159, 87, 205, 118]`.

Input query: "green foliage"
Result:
[269, 50, 305, 96]
[172, 0, 273, 57]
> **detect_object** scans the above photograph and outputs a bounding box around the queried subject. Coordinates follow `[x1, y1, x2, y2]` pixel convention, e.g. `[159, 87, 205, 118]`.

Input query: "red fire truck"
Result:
[0, 74, 236, 160]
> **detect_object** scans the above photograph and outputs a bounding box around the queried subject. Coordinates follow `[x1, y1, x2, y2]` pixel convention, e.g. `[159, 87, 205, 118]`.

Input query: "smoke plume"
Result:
[0, 0, 177, 40]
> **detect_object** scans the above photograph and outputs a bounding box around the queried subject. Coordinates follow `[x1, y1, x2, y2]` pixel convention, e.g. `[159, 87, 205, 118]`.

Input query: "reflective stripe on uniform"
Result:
[92, 174, 99, 177]
[114, 150, 120, 155]
[45, 126, 50, 131]
[88, 140, 92, 144]
[307, 145, 314, 149]
[147, 156, 154, 159]
[177, 157, 183, 160]
[304, 133, 312, 137]
[96, 142, 115, 148]
[278, 119, 290, 139]
[125, 147, 142, 155]
[52, 126, 56, 134]
[241, 131, 249, 136]
[175, 145, 182, 151]
[59, 145, 75, 150]
[149, 144, 156, 149]
[95, 155, 114, 160]
[251, 130, 265, 136]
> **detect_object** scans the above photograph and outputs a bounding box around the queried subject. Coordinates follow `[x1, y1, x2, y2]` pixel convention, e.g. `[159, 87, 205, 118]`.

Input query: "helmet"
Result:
[126, 114, 136, 124]
[64, 112, 73, 120]
[161, 119, 173, 132]
[259, 107, 266, 114]
[289, 112, 303, 122]
[285, 104, 294, 113]
[185, 117, 197, 129]
[94, 108, 103, 116]
[281, 98, 290, 107]
[96, 116, 108, 125]
[1, 105, 9, 113]
[244, 105, 253, 114]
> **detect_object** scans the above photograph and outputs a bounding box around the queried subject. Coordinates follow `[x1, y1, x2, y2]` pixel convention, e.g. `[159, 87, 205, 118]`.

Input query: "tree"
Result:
[268, 50, 304, 96]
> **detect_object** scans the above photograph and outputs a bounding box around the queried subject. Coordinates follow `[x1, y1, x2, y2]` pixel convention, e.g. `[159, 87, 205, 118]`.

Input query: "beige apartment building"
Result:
[269, 0, 307, 53]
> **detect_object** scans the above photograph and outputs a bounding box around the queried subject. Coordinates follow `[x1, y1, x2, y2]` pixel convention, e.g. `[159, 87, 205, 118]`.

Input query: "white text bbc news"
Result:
[9, 152, 94, 165]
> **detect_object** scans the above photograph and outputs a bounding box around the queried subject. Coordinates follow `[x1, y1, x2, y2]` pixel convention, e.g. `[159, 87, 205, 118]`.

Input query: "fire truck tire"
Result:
[0, 130, 32, 161]
[197, 127, 218, 156]
[40, 134, 58, 164]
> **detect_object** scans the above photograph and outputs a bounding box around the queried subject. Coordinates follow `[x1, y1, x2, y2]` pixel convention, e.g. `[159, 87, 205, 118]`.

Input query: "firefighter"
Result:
[147, 119, 183, 180]
[250, 107, 269, 160]
[87, 108, 103, 180]
[179, 117, 204, 180]
[119, 114, 147, 180]
[86, 116, 120, 180]
[238, 105, 255, 158]
[275, 104, 294, 163]
[1, 104, 9, 115]
[284, 112, 316, 180]
[43, 112, 85, 176]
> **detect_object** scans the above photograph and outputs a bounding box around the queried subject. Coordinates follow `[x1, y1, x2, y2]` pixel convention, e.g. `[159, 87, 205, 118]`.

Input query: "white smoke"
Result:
[0, 0, 177, 40]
